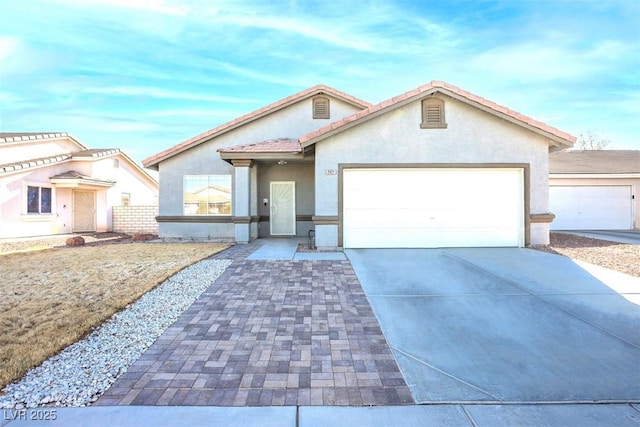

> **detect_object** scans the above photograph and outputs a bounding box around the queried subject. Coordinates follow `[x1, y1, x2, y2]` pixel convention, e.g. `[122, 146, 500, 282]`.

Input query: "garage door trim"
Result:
[338, 163, 531, 247]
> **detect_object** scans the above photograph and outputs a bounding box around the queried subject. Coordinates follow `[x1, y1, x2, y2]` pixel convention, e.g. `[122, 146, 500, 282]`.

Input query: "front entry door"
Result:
[73, 190, 96, 232]
[270, 181, 296, 236]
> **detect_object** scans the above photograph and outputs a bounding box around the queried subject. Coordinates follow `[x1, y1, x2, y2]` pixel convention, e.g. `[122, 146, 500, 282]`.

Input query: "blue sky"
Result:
[1, 0, 638, 165]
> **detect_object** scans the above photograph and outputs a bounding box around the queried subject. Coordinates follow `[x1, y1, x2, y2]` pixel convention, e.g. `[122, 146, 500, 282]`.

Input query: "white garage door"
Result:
[343, 168, 525, 248]
[550, 186, 633, 230]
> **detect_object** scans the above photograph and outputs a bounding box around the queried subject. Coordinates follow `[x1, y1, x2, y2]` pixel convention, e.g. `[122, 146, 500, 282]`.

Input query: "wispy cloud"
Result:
[84, 86, 260, 103]
[1, 0, 638, 157]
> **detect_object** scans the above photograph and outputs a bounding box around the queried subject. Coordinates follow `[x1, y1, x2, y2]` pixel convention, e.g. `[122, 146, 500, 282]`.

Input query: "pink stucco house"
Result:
[0, 132, 158, 238]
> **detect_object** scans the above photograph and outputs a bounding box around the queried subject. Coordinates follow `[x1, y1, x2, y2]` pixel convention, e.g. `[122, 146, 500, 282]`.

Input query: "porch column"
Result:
[232, 160, 253, 244]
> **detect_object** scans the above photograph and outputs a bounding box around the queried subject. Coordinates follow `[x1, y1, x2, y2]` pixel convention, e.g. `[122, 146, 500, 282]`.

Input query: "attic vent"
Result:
[421, 97, 447, 129]
[313, 96, 330, 119]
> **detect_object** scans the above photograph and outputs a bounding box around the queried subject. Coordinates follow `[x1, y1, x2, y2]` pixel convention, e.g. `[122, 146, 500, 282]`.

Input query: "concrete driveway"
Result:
[346, 248, 640, 404]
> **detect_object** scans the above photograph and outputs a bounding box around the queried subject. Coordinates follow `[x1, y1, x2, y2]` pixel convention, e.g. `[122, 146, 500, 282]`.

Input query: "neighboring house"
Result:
[0, 132, 159, 238]
[549, 150, 639, 230]
[143, 81, 575, 249]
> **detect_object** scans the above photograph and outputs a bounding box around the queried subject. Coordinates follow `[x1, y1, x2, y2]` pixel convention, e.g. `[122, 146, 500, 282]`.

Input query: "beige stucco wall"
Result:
[314, 95, 552, 247]
[156, 96, 362, 239]
[550, 176, 639, 229]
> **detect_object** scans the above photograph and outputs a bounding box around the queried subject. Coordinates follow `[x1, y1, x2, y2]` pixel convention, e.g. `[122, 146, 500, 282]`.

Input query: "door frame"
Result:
[270, 181, 296, 236]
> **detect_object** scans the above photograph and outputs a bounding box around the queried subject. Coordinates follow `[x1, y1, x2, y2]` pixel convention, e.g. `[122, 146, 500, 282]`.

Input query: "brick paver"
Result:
[96, 243, 413, 406]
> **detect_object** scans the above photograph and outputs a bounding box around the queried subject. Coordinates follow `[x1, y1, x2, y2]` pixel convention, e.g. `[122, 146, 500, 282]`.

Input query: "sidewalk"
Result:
[2, 404, 639, 426]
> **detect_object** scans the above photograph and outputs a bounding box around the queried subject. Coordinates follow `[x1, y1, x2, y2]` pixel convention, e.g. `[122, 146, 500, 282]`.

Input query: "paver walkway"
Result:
[96, 242, 413, 406]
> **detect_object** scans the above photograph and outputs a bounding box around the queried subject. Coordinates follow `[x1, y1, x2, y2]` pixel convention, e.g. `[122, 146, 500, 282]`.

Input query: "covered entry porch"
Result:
[220, 138, 315, 243]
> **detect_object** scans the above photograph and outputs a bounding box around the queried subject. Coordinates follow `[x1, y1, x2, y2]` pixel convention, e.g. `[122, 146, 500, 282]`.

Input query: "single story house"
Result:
[550, 150, 639, 230]
[0, 132, 159, 238]
[143, 81, 575, 249]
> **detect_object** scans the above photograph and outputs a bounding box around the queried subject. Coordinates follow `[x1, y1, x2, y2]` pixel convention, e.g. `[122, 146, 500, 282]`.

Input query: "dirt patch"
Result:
[533, 233, 640, 277]
[0, 241, 229, 389]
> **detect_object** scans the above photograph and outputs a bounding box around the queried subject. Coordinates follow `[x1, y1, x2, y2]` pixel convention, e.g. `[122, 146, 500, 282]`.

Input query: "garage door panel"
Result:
[343, 168, 524, 248]
[550, 186, 632, 230]
[345, 226, 519, 248]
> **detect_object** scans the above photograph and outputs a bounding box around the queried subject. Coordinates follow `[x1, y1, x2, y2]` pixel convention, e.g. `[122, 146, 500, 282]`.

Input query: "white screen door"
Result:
[73, 190, 96, 232]
[270, 181, 296, 236]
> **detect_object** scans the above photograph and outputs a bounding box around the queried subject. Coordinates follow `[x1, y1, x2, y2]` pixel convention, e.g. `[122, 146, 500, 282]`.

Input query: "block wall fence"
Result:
[112, 205, 158, 234]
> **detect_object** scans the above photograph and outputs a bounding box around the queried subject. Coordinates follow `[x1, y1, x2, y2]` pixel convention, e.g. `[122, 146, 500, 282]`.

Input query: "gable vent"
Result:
[426, 105, 442, 122]
[421, 97, 447, 129]
[313, 96, 330, 119]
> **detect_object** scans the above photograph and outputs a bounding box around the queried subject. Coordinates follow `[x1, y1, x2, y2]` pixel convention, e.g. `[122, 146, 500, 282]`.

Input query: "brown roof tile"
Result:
[143, 85, 371, 169]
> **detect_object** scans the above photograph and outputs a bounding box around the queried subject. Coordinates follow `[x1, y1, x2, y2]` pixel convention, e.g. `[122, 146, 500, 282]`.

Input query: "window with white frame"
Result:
[27, 185, 52, 214]
[183, 175, 232, 215]
[121, 192, 131, 206]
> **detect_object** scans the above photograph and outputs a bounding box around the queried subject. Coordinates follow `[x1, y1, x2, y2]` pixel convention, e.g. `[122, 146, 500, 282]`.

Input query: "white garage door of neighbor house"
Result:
[343, 168, 525, 248]
[550, 186, 633, 230]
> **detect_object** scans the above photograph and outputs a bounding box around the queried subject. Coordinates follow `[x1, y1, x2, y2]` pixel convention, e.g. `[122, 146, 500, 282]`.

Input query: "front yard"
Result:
[535, 233, 640, 277]
[0, 241, 229, 390]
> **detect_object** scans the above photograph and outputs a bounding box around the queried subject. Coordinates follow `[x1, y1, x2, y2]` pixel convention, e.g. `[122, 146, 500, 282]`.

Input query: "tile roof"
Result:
[49, 170, 116, 185]
[72, 148, 121, 158]
[299, 81, 576, 147]
[550, 150, 640, 174]
[0, 149, 120, 175]
[0, 154, 72, 174]
[218, 138, 302, 154]
[0, 132, 68, 142]
[0, 132, 88, 149]
[143, 85, 371, 169]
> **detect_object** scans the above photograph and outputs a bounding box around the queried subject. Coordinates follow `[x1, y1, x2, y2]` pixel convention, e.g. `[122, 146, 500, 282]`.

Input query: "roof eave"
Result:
[433, 89, 576, 148]
[143, 86, 371, 168]
[219, 151, 305, 164]
[301, 87, 576, 149]
[50, 178, 116, 188]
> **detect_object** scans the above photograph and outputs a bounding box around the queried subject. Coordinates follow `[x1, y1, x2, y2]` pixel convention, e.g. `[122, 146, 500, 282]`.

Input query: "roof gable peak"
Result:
[143, 84, 371, 169]
[299, 81, 575, 148]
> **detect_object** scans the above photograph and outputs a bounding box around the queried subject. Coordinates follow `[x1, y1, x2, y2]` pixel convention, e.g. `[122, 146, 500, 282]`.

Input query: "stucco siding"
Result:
[155, 95, 359, 238]
[257, 161, 314, 237]
[158, 222, 234, 241]
[315, 95, 551, 246]
[158, 144, 235, 216]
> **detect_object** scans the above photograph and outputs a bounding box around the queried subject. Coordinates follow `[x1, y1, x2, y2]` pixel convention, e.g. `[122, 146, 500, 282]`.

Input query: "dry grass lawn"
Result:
[0, 242, 229, 389]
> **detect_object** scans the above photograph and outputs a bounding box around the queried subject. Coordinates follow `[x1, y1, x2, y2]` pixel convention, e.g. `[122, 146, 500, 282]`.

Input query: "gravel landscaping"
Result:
[0, 258, 231, 409]
[533, 232, 640, 277]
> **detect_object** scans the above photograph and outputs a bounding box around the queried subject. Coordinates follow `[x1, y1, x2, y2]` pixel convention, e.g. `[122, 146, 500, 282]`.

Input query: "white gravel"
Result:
[0, 258, 232, 409]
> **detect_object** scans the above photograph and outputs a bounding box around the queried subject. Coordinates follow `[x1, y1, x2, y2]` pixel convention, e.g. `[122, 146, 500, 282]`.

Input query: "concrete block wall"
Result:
[112, 205, 159, 234]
